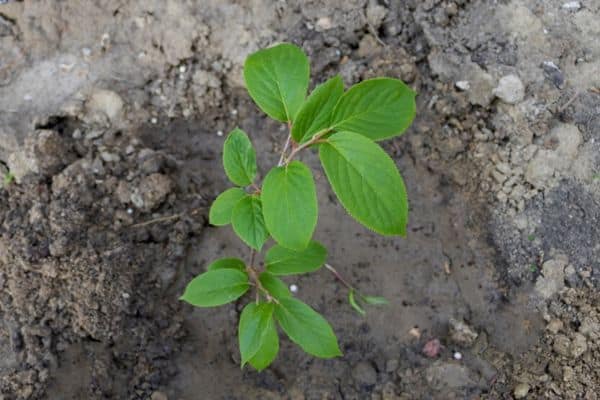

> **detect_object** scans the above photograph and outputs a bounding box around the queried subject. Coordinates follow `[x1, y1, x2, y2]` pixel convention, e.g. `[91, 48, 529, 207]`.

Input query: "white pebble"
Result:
[150, 117, 158, 124]
[217, 130, 223, 137]
[230, 109, 238, 116]
[122, 292, 130, 299]
[453, 351, 463, 360]
[179, 65, 187, 73]
[562, 1, 581, 11]
[290, 284, 298, 293]
[127, 208, 133, 214]
[455, 81, 470, 91]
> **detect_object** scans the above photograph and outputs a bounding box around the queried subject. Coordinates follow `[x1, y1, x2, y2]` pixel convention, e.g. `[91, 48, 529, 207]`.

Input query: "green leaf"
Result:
[330, 78, 416, 141]
[261, 161, 317, 251]
[265, 241, 327, 276]
[223, 128, 257, 186]
[348, 290, 366, 316]
[206, 257, 246, 272]
[362, 295, 389, 306]
[180, 269, 249, 307]
[232, 195, 269, 251]
[291, 76, 344, 143]
[244, 43, 310, 122]
[239, 303, 275, 366]
[259, 273, 292, 299]
[274, 297, 341, 358]
[248, 316, 279, 371]
[319, 132, 408, 236]
[209, 188, 247, 226]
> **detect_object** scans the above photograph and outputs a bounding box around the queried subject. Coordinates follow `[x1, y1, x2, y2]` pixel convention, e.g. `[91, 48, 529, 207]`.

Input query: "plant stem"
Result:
[324, 263, 354, 291]
[278, 133, 292, 166]
[246, 250, 278, 304]
[284, 128, 330, 164]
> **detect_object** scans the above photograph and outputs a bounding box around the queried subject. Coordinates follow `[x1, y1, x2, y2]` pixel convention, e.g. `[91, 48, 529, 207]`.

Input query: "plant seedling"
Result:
[181, 43, 416, 370]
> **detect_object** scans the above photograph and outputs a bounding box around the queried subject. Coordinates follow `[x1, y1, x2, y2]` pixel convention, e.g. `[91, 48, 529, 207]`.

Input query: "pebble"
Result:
[570, 333, 588, 357]
[449, 318, 479, 347]
[493, 75, 525, 104]
[542, 61, 565, 88]
[561, 1, 581, 11]
[87, 89, 124, 123]
[315, 16, 333, 31]
[553, 334, 571, 356]
[453, 352, 462, 360]
[513, 383, 530, 398]
[289, 284, 298, 293]
[455, 81, 470, 91]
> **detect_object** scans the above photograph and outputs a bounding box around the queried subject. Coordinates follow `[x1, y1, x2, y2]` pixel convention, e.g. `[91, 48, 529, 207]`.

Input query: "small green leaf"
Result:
[265, 241, 327, 276]
[262, 161, 317, 251]
[248, 316, 279, 371]
[206, 257, 246, 272]
[259, 273, 292, 299]
[348, 290, 366, 316]
[319, 132, 409, 236]
[209, 188, 247, 226]
[274, 297, 341, 358]
[292, 76, 344, 143]
[180, 269, 249, 307]
[232, 195, 269, 251]
[330, 78, 416, 141]
[223, 128, 257, 186]
[362, 295, 388, 306]
[239, 302, 275, 366]
[244, 43, 310, 122]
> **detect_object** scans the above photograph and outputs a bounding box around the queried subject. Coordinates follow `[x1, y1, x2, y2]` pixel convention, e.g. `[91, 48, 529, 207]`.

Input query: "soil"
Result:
[0, 0, 598, 399]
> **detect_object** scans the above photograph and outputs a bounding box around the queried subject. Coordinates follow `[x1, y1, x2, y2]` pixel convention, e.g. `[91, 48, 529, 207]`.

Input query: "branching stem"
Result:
[324, 263, 355, 292]
[246, 249, 278, 304]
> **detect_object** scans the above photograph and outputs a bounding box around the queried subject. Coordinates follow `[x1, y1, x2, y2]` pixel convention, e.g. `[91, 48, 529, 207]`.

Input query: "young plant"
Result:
[181, 43, 416, 370]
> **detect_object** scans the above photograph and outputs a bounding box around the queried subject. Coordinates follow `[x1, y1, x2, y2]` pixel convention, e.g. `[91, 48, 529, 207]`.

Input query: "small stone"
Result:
[87, 89, 124, 123]
[136, 173, 174, 211]
[513, 383, 530, 398]
[542, 61, 565, 88]
[570, 333, 587, 358]
[455, 81, 470, 91]
[100, 152, 121, 163]
[315, 17, 333, 31]
[366, 3, 388, 29]
[449, 318, 478, 347]
[151, 391, 168, 400]
[493, 75, 525, 104]
[546, 319, 563, 334]
[352, 361, 378, 386]
[535, 258, 567, 299]
[453, 352, 462, 360]
[423, 339, 441, 358]
[553, 334, 571, 356]
[561, 1, 581, 11]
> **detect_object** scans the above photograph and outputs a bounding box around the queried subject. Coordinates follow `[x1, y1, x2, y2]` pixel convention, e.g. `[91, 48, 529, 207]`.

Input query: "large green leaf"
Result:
[330, 78, 416, 141]
[209, 188, 247, 226]
[231, 195, 269, 251]
[261, 161, 317, 251]
[238, 302, 275, 366]
[248, 315, 279, 371]
[223, 128, 257, 186]
[274, 297, 341, 358]
[319, 132, 408, 235]
[180, 269, 249, 307]
[291, 76, 344, 143]
[244, 43, 310, 122]
[259, 272, 292, 300]
[206, 257, 246, 272]
[265, 241, 327, 276]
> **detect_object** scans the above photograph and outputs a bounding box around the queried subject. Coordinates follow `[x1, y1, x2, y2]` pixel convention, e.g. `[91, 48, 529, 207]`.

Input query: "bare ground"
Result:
[0, 0, 598, 399]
